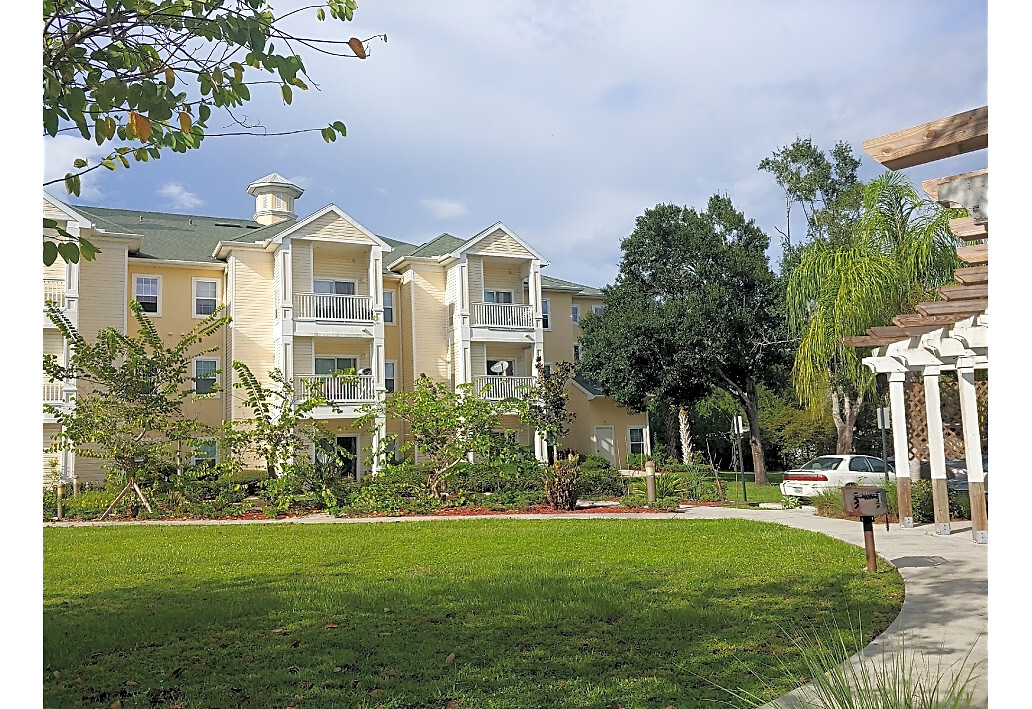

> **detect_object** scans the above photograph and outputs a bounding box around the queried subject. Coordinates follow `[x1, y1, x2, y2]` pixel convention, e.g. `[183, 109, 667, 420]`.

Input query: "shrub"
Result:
[781, 495, 802, 509]
[577, 456, 626, 498]
[43, 487, 58, 520]
[620, 494, 648, 508]
[448, 460, 544, 494]
[63, 490, 121, 520]
[544, 455, 579, 510]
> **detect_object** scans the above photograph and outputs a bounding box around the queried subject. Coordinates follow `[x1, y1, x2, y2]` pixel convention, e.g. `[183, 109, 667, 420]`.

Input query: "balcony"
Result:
[294, 293, 374, 322]
[471, 302, 534, 329]
[295, 374, 377, 404]
[43, 380, 65, 404]
[44, 279, 67, 310]
[475, 375, 535, 400]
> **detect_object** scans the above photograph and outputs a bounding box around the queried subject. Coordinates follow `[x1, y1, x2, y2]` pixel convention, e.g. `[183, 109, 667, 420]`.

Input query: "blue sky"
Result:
[43, 0, 988, 287]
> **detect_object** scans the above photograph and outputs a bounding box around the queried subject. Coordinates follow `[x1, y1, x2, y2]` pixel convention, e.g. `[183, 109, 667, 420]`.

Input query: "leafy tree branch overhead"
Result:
[44, 0, 384, 196]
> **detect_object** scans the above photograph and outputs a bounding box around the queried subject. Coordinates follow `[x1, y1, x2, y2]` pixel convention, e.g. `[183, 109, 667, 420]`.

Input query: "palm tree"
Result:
[785, 172, 961, 453]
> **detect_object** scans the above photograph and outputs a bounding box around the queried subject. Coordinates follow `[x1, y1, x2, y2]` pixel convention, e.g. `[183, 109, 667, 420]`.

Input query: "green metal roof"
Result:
[72, 205, 287, 263]
[541, 274, 603, 297]
[573, 373, 606, 397]
[407, 233, 466, 258]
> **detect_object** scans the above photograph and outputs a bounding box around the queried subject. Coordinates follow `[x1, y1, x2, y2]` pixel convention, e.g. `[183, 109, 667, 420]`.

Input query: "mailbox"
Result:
[842, 486, 888, 517]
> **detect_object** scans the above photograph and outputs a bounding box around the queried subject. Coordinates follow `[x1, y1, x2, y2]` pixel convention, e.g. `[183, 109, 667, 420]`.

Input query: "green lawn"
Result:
[44, 519, 903, 709]
[720, 472, 785, 504]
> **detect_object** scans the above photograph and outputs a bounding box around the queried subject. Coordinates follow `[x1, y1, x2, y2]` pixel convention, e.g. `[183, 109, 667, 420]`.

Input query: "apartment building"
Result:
[42, 175, 650, 485]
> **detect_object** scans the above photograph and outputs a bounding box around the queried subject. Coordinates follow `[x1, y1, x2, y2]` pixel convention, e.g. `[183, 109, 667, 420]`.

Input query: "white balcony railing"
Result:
[471, 302, 534, 329]
[475, 376, 535, 400]
[44, 279, 66, 310]
[43, 381, 65, 403]
[295, 374, 377, 404]
[293, 293, 374, 322]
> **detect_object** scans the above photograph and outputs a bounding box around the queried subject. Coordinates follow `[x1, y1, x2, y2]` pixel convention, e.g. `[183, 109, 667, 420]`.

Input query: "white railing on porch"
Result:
[44, 279, 66, 310]
[471, 302, 534, 329]
[475, 376, 535, 400]
[293, 293, 374, 322]
[43, 381, 65, 403]
[295, 374, 377, 403]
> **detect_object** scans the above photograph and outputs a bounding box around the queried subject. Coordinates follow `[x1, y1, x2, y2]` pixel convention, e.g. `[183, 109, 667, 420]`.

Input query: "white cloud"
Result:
[287, 175, 313, 190]
[43, 136, 109, 201]
[157, 182, 204, 211]
[420, 198, 468, 219]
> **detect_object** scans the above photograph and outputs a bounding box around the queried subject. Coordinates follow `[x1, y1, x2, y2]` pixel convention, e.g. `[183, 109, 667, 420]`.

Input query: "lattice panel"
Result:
[903, 373, 970, 463]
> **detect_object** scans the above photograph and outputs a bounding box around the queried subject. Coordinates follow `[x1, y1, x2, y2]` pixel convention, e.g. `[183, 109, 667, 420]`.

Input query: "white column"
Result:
[957, 367, 985, 485]
[888, 373, 910, 475]
[923, 367, 950, 535]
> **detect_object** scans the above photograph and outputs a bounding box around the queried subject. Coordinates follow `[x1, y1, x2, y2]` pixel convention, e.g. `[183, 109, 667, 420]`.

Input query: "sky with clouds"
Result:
[43, 0, 987, 287]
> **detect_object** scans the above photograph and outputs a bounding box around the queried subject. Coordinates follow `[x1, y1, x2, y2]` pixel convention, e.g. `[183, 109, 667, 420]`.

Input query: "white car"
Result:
[780, 455, 895, 499]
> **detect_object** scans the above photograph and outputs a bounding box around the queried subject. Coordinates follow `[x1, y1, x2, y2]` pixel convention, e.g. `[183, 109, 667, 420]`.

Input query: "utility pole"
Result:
[877, 407, 890, 485]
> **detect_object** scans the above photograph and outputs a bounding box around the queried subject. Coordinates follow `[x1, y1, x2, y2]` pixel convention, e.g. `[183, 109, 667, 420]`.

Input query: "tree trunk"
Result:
[678, 407, 693, 465]
[741, 389, 769, 486]
[830, 386, 863, 454]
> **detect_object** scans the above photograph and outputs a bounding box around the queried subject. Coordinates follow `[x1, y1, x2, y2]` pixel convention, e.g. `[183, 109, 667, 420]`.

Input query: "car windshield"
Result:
[800, 456, 843, 471]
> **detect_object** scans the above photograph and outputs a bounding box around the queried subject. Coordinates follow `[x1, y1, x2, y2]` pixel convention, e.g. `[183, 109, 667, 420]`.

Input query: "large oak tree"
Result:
[578, 195, 791, 485]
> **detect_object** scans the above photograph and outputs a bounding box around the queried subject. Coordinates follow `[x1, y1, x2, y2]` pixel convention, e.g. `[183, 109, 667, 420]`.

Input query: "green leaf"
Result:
[331, 121, 347, 134]
[281, 84, 292, 105]
[43, 240, 59, 267]
[57, 242, 80, 264]
[316, 7, 326, 21]
[43, 218, 58, 229]
[73, 158, 88, 168]
[64, 173, 81, 197]
[78, 238, 100, 261]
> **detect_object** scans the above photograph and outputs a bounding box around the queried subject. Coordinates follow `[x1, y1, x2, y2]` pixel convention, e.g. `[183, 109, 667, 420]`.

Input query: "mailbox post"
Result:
[842, 486, 888, 572]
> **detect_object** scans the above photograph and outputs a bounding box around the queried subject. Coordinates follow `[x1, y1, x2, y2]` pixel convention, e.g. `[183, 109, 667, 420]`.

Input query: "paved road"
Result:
[47, 506, 988, 707]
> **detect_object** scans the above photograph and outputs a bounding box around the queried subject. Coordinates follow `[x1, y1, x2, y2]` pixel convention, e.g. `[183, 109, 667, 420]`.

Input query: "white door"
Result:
[594, 426, 615, 464]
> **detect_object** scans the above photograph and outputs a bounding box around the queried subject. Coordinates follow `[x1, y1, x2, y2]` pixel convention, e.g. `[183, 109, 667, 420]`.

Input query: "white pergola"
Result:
[862, 314, 988, 542]
[846, 106, 989, 543]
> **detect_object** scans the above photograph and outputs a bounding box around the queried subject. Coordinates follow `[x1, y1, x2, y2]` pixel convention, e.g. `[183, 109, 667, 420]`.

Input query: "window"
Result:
[628, 427, 645, 455]
[571, 304, 580, 323]
[848, 457, 873, 472]
[316, 357, 357, 375]
[593, 305, 604, 316]
[133, 275, 160, 314]
[543, 362, 554, 376]
[573, 343, 581, 361]
[193, 358, 218, 395]
[193, 279, 218, 317]
[385, 361, 397, 393]
[868, 457, 888, 473]
[484, 290, 513, 304]
[314, 279, 356, 295]
[192, 441, 218, 467]
[541, 298, 550, 329]
[385, 436, 398, 463]
[383, 290, 395, 323]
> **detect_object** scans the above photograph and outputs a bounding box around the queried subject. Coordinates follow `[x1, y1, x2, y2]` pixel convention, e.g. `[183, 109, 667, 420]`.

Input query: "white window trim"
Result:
[192, 356, 220, 397]
[627, 426, 646, 456]
[133, 274, 162, 317]
[571, 304, 580, 323]
[593, 304, 604, 316]
[192, 277, 220, 319]
[385, 360, 397, 392]
[313, 277, 358, 294]
[484, 289, 515, 304]
[573, 343, 581, 361]
[383, 289, 396, 324]
[191, 441, 219, 465]
[314, 354, 361, 375]
[541, 298, 550, 330]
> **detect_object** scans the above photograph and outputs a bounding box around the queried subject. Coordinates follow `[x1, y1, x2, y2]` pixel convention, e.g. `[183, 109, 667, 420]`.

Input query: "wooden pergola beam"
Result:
[916, 299, 987, 317]
[867, 325, 943, 339]
[939, 284, 989, 301]
[892, 313, 969, 327]
[843, 335, 905, 348]
[863, 106, 988, 170]
[956, 244, 988, 265]
[955, 265, 989, 285]
[949, 216, 988, 242]
[922, 169, 988, 202]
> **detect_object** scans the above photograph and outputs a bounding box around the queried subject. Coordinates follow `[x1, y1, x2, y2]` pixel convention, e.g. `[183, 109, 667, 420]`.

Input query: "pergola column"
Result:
[923, 367, 951, 535]
[958, 364, 988, 543]
[888, 372, 914, 527]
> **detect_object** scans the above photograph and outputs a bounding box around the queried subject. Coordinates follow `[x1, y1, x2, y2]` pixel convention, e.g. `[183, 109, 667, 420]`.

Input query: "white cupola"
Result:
[246, 173, 304, 225]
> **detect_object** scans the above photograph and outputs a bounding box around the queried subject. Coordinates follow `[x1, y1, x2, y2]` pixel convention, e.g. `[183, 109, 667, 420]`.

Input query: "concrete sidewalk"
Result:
[47, 506, 988, 707]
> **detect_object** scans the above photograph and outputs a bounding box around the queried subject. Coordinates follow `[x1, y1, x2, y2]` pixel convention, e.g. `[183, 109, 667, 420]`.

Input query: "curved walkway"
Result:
[47, 506, 988, 707]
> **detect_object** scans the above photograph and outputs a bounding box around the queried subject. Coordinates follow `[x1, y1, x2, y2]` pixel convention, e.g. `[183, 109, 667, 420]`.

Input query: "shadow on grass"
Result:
[44, 562, 902, 708]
